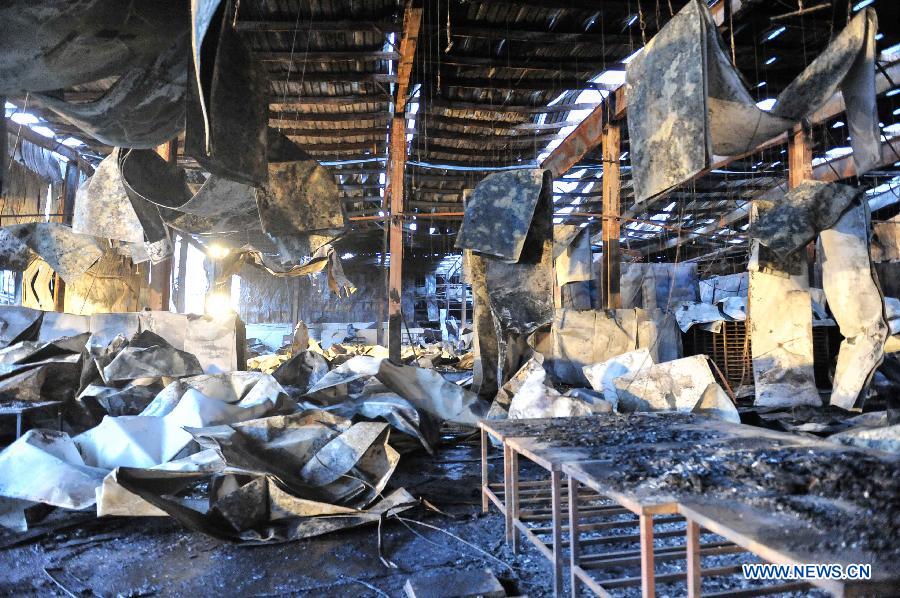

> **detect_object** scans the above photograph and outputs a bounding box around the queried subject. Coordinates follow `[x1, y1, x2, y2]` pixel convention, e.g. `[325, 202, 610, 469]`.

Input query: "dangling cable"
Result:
[637, 1, 648, 47]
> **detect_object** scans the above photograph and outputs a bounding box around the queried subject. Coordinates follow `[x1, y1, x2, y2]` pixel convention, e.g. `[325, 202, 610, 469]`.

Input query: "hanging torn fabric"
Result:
[0, 0, 188, 94]
[484, 171, 554, 336]
[750, 180, 862, 261]
[114, 149, 169, 243]
[455, 168, 546, 262]
[554, 225, 593, 287]
[0, 223, 103, 283]
[465, 251, 499, 400]
[820, 199, 889, 410]
[32, 33, 188, 149]
[256, 160, 346, 238]
[119, 149, 192, 212]
[620, 262, 699, 310]
[73, 155, 145, 245]
[748, 267, 821, 408]
[169, 176, 261, 235]
[627, 0, 879, 202]
[185, 0, 268, 186]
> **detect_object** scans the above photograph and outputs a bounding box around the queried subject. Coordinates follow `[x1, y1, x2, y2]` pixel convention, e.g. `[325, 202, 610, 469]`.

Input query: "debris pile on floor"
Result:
[0, 309, 488, 540]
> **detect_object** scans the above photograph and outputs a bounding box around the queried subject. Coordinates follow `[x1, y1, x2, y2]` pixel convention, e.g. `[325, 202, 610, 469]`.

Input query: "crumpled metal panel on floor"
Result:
[0, 306, 42, 348]
[0, 333, 88, 405]
[185, 0, 268, 186]
[0, 0, 187, 94]
[0, 223, 103, 283]
[101, 331, 204, 383]
[583, 348, 654, 409]
[455, 169, 545, 262]
[627, 0, 879, 202]
[549, 308, 681, 387]
[507, 356, 592, 419]
[613, 354, 718, 413]
[0, 430, 106, 528]
[375, 360, 489, 426]
[820, 200, 888, 409]
[33, 33, 188, 149]
[750, 181, 862, 261]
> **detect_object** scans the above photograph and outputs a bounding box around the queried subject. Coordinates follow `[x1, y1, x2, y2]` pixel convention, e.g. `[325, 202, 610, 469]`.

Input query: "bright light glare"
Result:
[10, 112, 39, 125]
[207, 244, 231, 259]
[31, 126, 55, 138]
[205, 293, 234, 317]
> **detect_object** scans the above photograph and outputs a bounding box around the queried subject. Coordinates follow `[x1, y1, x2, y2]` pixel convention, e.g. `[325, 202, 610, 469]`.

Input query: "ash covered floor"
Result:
[0, 431, 832, 598]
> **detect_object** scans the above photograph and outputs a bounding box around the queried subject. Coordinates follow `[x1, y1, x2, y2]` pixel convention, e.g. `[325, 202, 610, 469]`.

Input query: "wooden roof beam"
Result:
[270, 96, 389, 108]
[4, 117, 94, 175]
[449, 25, 629, 44]
[274, 112, 388, 123]
[236, 20, 400, 33]
[256, 50, 399, 62]
[426, 98, 601, 114]
[264, 71, 397, 83]
[634, 136, 900, 256]
[394, 4, 423, 114]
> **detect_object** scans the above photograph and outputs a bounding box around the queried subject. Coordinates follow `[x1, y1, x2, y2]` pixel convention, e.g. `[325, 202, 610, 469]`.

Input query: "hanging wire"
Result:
[637, 0, 648, 47]
[727, 0, 736, 66]
[279, 2, 313, 133]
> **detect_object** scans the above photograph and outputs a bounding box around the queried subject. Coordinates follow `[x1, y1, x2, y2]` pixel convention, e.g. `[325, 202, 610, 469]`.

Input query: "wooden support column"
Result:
[148, 139, 177, 311]
[788, 124, 817, 283]
[387, 2, 422, 362]
[788, 124, 813, 189]
[601, 123, 622, 309]
[388, 116, 406, 361]
[53, 161, 80, 312]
